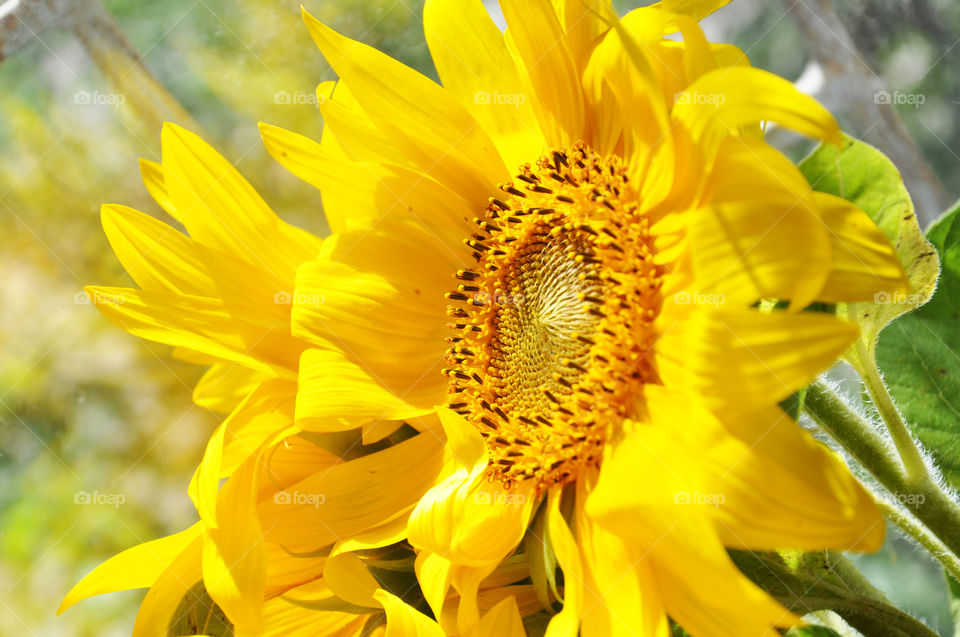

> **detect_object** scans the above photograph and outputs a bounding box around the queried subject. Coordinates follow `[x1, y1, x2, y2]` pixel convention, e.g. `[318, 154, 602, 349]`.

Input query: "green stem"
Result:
[806, 381, 960, 569]
[855, 341, 930, 481]
[824, 550, 891, 605]
[875, 496, 960, 583]
[805, 382, 902, 484]
[731, 549, 939, 637]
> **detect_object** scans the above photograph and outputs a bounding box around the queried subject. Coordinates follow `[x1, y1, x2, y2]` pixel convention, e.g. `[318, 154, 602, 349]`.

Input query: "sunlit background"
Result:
[2, 0, 958, 634]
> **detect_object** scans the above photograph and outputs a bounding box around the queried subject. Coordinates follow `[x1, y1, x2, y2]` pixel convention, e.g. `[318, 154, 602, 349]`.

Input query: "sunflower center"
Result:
[443, 143, 661, 493]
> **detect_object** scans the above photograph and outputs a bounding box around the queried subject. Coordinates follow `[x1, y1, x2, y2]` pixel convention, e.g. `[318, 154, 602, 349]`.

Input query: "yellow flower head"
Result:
[63, 0, 913, 635]
[255, 0, 910, 635]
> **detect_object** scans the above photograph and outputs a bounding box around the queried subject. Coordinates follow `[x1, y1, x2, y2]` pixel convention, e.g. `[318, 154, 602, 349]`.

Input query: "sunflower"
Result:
[254, 0, 911, 635]
[58, 125, 461, 633]
[84, 123, 322, 413]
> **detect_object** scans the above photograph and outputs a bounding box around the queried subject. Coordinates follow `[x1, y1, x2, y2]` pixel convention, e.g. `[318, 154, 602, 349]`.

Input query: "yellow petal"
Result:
[407, 458, 536, 568]
[190, 421, 227, 529]
[295, 348, 433, 432]
[475, 595, 526, 637]
[323, 552, 381, 609]
[705, 403, 885, 552]
[657, 306, 858, 410]
[424, 0, 544, 170]
[577, 474, 669, 637]
[316, 80, 404, 166]
[132, 532, 204, 637]
[683, 196, 831, 309]
[323, 512, 415, 608]
[362, 418, 405, 445]
[259, 122, 474, 249]
[260, 433, 446, 550]
[160, 122, 321, 280]
[193, 363, 272, 413]
[222, 380, 297, 475]
[301, 9, 506, 207]
[543, 488, 582, 637]
[100, 203, 289, 305]
[84, 286, 303, 375]
[416, 551, 453, 622]
[262, 540, 326, 600]
[652, 0, 733, 23]
[189, 378, 298, 528]
[239, 579, 364, 637]
[583, 10, 670, 169]
[292, 233, 455, 409]
[453, 562, 499, 636]
[500, 0, 585, 146]
[813, 192, 911, 302]
[587, 402, 798, 637]
[58, 523, 201, 614]
[138, 157, 178, 220]
[551, 0, 616, 72]
[621, 8, 713, 97]
[375, 589, 445, 637]
[673, 66, 841, 159]
[202, 458, 267, 630]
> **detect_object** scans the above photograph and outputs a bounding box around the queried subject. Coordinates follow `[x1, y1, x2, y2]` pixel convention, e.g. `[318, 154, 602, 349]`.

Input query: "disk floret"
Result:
[443, 143, 662, 493]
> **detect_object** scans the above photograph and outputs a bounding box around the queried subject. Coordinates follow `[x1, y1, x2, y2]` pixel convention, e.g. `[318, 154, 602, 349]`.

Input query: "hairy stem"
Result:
[806, 381, 960, 569]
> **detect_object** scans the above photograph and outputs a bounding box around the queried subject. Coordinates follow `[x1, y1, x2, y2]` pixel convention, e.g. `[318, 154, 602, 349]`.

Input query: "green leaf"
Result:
[798, 133, 939, 359]
[168, 580, 234, 637]
[875, 200, 960, 487]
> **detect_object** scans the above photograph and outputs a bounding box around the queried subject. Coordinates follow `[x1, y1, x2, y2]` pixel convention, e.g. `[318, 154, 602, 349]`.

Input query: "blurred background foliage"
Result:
[0, 0, 957, 635]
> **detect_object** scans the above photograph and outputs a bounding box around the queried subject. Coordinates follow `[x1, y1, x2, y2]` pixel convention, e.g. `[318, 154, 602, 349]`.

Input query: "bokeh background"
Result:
[1, 0, 957, 634]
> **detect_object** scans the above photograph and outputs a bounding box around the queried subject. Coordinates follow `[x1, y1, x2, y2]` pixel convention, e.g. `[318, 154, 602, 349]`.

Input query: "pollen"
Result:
[443, 143, 663, 494]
